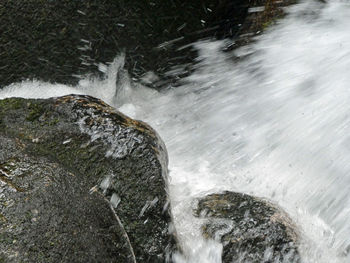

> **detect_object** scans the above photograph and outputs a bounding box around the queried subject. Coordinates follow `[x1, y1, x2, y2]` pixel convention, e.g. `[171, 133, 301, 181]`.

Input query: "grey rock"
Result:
[194, 191, 300, 263]
[0, 95, 173, 262]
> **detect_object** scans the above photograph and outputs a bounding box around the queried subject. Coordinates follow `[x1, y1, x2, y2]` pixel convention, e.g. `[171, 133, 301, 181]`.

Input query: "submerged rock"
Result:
[194, 191, 300, 263]
[0, 95, 173, 262]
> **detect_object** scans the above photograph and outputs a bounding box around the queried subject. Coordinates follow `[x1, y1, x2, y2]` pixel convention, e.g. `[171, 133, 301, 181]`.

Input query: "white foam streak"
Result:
[0, 55, 127, 105]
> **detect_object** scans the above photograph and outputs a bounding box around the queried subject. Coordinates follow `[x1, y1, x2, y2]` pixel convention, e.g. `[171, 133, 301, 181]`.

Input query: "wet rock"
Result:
[222, 0, 298, 51]
[0, 0, 247, 87]
[194, 191, 300, 263]
[0, 95, 173, 262]
[0, 0, 297, 88]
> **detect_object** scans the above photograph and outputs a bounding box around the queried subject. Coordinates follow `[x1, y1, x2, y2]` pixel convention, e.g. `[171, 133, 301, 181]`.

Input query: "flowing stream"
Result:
[2, 0, 350, 262]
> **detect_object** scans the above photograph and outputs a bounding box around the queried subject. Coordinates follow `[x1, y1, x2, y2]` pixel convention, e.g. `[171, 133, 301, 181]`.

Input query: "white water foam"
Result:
[2, 0, 350, 262]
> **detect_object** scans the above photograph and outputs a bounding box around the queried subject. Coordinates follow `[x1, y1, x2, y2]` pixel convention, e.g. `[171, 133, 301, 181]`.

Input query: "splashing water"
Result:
[2, 0, 350, 262]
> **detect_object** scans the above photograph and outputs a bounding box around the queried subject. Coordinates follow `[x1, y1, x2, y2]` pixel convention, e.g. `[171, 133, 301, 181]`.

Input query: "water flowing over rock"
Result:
[194, 191, 300, 263]
[0, 95, 173, 262]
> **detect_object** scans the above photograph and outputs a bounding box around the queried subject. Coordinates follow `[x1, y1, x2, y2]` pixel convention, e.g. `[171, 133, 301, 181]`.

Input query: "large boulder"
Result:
[0, 95, 173, 262]
[194, 191, 300, 263]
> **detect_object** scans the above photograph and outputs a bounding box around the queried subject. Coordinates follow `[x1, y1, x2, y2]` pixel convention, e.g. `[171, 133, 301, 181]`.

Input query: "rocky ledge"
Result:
[0, 95, 173, 262]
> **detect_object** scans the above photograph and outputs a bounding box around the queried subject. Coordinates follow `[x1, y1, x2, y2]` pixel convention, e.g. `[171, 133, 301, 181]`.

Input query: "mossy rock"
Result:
[0, 95, 174, 262]
[194, 191, 300, 263]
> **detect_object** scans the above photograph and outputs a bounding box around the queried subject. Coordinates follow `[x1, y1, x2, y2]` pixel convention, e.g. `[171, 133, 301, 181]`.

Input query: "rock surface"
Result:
[194, 191, 300, 263]
[0, 0, 247, 87]
[0, 0, 298, 87]
[0, 95, 173, 262]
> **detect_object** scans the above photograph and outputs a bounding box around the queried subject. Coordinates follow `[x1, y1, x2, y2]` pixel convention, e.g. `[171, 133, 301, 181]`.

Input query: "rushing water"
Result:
[2, 0, 350, 262]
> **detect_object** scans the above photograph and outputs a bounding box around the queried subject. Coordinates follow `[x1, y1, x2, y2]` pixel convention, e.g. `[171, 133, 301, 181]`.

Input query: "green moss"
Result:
[25, 211, 33, 220]
[26, 103, 45, 122]
[0, 98, 25, 110]
[0, 213, 6, 223]
[47, 118, 59, 126]
[262, 20, 273, 30]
